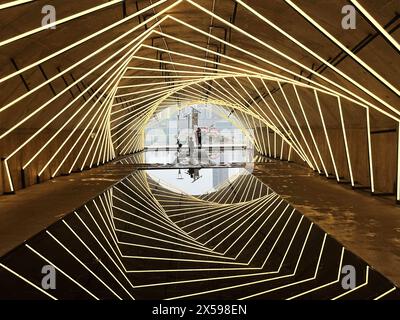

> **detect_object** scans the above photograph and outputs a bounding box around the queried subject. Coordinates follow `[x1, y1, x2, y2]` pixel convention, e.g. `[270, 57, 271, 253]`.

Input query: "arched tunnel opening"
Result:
[0, 0, 399, 303]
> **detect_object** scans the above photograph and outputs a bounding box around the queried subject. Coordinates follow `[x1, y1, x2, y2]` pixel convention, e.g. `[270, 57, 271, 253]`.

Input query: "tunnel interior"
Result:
[0, 0, 399, 300]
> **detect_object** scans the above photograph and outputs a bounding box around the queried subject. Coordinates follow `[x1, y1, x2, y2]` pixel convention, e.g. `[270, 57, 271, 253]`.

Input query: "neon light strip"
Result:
[0, 1, 124, 47]
[331, 267, 370, 300]
[366, 108, 375, 192]
[350, 0, 400, 52]
[25, 244, 99, 299]
[283, 0, 399, 95]
[0, 0, 33, 10]
[0, 263, 57, 300]
[338, 97, 354, 186]
[314, 90, 339, 181]
[236, 0, 400, 114]
[398, 122, 400, 201]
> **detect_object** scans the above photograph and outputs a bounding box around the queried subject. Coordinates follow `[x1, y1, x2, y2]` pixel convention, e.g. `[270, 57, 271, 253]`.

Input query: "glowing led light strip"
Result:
[126, 200, 291, 273]
[112, 107, 156, 145]
[153, 182, 277, 253]
[117, 78, 199, 89]
[118, 240, 235, 261]
[283, 0, 399, 95]
[274, 82, 314, 167]
[186, 196, 275, 239]
[112, 105, 155, 139]
[247, 207, 293, 264]
[112, 182, 236, 257]
[239, 227, 316, 299]
[113, 217, 216, 255]
[123, 178, 167, 216]
[0, 0, 33, 10]
[170, 201, 244, 223]
[112, 197, 199, 243]
[350, 0, 400, 52]
[115, 114, 156, 153]
[151, 16, 397, 129]
[131, 52, 245, 76]
[33, 44, 141, 176]
[133, 209, 297, 289]
[0, 1, 123, 47]
[314, 90, 339, 181]
[111, 95, 165, 125]
[338, 97, 354, 186]
[25, 244, 99, 299]
[79, 205, 130, 269]
[61, 220, 135, 297]
[166, 219, 310, 298]
[202, 173, 260, 204]
[374, 287, 397, 300]
[0, 3, 175, 115]
[1, 0, 396, 201]
[182, 3, 400, 120]
[116, 182, 189, 232]
[140, 42, 273, 80]
[74, 210, 130, 277]
[113, 195, 206, 247]
[69, 90, 115, 173]
[2, 159, 14, 192]
[112, 88, 174, 109]
[118, 65, 368, 168]
[236, 0, 400, 114]
[331, 266, 370, 300]
[286, 247, 345, 300]
[278, 82, 318, 170]
[230, 77, 271, 150]
[254, 79, 308, 163]
[239, 233, 326, 300]
[115, 227, 219, 257]
[239, 231, 326, 300]
[122, 75, 209, 79]
[398, 122, 400, 202]
[218, 197, 281, 254]
[114, 77, 255, 153]
[96, 195, 121, 245]
[233, 200, 285, 259]
[46, 230, 124, 300]
[5, 28, 151, 166]
[293, 85, 327, 175]
[366, 109, 375, 193]
[51, 81, 118, 177]
[0, 263, 57, 300]
[0, 0, 168, 85]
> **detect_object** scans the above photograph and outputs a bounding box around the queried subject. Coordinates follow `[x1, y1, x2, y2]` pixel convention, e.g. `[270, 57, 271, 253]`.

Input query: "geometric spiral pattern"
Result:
[0, 169, 399, 300]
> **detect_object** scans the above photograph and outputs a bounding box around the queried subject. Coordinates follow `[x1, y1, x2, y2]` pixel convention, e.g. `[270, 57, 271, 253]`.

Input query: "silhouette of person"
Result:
[188, 137, 194, 156]
[196, 127, 202, 148]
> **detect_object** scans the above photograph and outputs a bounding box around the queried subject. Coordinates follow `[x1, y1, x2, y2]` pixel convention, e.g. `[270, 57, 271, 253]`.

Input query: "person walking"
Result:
[196, 127, 202, 149]
[188, 137, 194, 157]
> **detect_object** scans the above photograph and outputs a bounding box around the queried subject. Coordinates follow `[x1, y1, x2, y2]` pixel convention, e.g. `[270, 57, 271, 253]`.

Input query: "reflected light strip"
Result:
[0, 263, 57, 300]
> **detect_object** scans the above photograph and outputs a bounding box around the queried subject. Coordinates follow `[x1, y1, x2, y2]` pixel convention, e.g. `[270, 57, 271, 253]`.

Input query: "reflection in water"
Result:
[147, 168, 246, 195]
[145, 148, 253, 165]
[254, 162, 400, 285]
